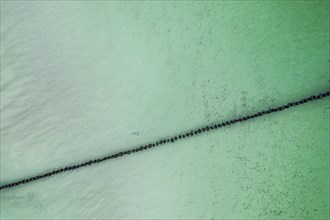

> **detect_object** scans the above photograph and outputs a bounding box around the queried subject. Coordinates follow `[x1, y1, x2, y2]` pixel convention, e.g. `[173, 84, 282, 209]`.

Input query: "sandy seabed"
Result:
[1, 1, 329, 219]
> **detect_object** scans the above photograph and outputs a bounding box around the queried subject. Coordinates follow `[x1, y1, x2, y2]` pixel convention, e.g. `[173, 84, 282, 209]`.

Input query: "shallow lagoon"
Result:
[1, 1, 329, 219]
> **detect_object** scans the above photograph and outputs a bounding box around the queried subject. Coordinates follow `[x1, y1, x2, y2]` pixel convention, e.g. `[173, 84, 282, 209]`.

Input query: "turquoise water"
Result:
[1, 1, 329, 219]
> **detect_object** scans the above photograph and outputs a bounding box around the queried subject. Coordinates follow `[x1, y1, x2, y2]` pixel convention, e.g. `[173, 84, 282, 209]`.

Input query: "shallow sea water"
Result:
[0, 1, 329, 219]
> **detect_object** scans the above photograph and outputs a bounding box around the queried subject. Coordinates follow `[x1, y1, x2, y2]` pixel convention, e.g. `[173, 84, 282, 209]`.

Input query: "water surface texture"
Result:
[1, 1, 329, 219]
